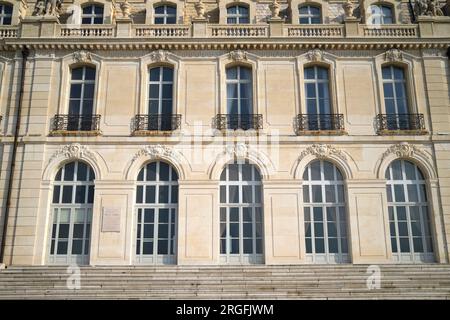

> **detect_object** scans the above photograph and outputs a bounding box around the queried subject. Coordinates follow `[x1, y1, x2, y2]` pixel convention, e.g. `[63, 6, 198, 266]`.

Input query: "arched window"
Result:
[135, 161, 178, 264]
[154, 4, 176, 24]
[299, 5, 321, 24]
[0, 3, 13, 25]
[81, 4, 104, 24]
[382, 65, 410, 130]
[148, 66, 174, 130]
[369, 4, 393, 24]
[68, 66, 96, 131]
[219, 161, 263, 264]
[226, 66, 253, 129]
[304, 66, 332, 130]
[49, 161, 95, 264]
[303, 160, 349, 263]
[386, 160, 434, 262]
[227, 5, 249, 24]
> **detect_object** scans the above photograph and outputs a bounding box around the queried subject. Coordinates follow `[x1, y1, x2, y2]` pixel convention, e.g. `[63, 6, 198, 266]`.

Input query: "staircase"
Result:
[1, 264, 450, 299]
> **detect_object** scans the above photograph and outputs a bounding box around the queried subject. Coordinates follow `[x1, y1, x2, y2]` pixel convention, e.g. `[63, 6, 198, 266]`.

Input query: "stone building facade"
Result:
[0, 0, 449, 266]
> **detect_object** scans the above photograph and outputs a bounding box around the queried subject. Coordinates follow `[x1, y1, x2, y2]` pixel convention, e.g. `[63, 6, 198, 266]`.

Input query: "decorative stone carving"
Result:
[229, 50, 248, 62]
[120, 0, 132, 18]
[414, 0, 444, 17]
[299, 144, 347, 161]
[381, 143, 428, 161]
[225, 142, 248, 160]
[149, 50, 169, 62]
[33, 0, 62, 17]
[132, 145, 180, 163]
[385, 48, 403, 62]
[269, 0, 281, 19]
[342, 0, 354, 18]
[194, 0, 206, 19]
[306, 49, 324, 62]
[49, 144, 95, 164]
[19, 0, 29, 20]
[73, 50, 92, 63]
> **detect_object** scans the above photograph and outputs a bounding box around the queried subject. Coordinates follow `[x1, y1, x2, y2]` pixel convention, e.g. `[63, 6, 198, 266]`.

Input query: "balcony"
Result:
[0, 26, 18, 39]
[134, 25, 190, 38]
[60, 25, 114, 37]
[209, 25, 268, 37]
[294, 114, 345, 135]
[133, 114, 181, 135]
[213, 114, 263, 131]
[285, 25, 344, 37]
[361, 25, 418, 38]
[51, 114, 101, 135]
[375, 114, 426, 135]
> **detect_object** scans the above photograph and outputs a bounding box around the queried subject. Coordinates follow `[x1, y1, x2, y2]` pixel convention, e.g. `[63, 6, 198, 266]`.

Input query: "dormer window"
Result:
[299, 5, 321, 24]
[227, 5, 249, 24]
[81, 4, 104, 25]
[369, 4, 393, 24]
[154, 5, 177, 24]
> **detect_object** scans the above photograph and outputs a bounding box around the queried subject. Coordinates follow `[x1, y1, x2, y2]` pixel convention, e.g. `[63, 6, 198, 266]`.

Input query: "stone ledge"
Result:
[49, 130, 102, 137]
[132, 130, 180, 137]
[295, 130, 348, 136]
[377, 130, 429, 136]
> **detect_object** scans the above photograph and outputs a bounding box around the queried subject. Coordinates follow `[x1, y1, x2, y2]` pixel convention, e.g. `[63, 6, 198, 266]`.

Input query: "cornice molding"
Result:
[1, 41, 448, 52]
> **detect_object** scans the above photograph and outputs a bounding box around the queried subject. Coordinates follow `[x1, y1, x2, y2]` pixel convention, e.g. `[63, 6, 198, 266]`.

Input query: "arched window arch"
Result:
[49, 161, 95, 264]
[225, 65, 254, 129]
[386, 159, 434, 262]
[219, 161, 263, 264]
[369, 4, 393, 24]
[304, 65, 333, 130]
[154, 4, 177, 24]
[81, 4, 104, 25]
[227, 4, 249, 24]
[381, 65, 411, 130]
[135, 161, 178, 264]
[0, 3, 13, 25]
[147, 66, 174, 130]
[298, 4, 321, 24]
[68, 65, 96, 130]
[303, 160, 349, 263]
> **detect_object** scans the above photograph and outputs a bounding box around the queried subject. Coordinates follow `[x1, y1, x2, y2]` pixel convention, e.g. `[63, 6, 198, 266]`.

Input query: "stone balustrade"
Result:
[209, 25, 268, 37]
[285, 25, 344, 37]
[60, 25, 115, 37]
[362, 25, 418, 38]
[134, 25, 190, 37]
[0, 26, 18, 39]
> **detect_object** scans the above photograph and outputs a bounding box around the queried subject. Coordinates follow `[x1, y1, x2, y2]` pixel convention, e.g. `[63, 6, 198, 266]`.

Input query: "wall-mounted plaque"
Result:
[102, 207, 121, 232]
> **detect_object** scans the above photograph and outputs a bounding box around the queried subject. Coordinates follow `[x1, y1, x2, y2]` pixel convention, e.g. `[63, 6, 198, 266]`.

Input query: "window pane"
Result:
[62, 186, 73, 203]
[229, 186, 239, 203]
[312, 185, 322, 203]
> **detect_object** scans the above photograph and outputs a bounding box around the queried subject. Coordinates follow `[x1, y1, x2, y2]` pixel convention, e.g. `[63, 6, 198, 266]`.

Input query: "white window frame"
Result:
[135, 161, 178, 265]
[226, 5, 250, 24]
[154, 4, 177, 24]
[49, 161, 94, 265]
[69, 66, 96, 115]
[302, 160, 350, 264]
[81, 4, 104, 25]
[226, 66, 253, 115]
[298, 5, 321, 24]
[386, 160, 434, 263]
[219, 162, 264, 264]
[304, 65, 331, 115]
[382, 65, 409, 115]
[148, 66, 173, 115]
[0, 3, 12, 25]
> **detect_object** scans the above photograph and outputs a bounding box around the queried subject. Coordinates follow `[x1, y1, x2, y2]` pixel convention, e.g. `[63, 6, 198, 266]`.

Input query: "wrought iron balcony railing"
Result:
[213, 114, 263, 131]
[376, 113, 425, 133]
[52, 114, 101, 132]
[133, 114, 181, 132]
[294, 114, 345, 134]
